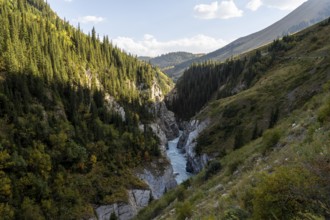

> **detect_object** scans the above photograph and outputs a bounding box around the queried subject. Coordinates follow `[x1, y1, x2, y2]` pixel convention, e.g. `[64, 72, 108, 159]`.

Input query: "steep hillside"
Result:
[139, 52, 203, 72]
[167, 0, 330, 79]
[0, 0, 175, 219]
[137, 19, 330, 220]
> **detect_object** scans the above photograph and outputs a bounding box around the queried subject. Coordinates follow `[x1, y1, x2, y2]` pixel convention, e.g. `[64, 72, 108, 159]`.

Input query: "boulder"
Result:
[95, 189, 152, 220]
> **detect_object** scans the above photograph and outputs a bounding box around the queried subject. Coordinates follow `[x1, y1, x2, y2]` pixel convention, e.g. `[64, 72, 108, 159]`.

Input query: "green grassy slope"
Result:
[195, 19, 330, 156]
[136, 19, 330, 220]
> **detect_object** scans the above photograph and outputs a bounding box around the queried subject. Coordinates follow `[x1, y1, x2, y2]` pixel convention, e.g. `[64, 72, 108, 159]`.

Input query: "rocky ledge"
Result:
[95, 189, 151, 220]
[94, 100, 178, 220]
[178, 119, 210, 174]
[94, 159, 177, 220]
[136, 162, 177, 199]
[152, 101, 179, 140]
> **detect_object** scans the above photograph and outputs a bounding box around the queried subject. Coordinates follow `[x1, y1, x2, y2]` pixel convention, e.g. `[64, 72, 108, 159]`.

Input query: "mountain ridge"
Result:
[137, 18, 330, 220]
[139, 52, 203, 71]
[166, 0, 330, 80]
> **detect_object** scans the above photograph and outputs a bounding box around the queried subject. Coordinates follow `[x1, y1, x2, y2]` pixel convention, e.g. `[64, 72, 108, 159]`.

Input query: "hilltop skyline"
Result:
[47, 0, 307, 56]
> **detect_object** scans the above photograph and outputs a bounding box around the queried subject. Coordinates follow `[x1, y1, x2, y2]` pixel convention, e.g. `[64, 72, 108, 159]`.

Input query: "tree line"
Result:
[0, 0, 171, 218]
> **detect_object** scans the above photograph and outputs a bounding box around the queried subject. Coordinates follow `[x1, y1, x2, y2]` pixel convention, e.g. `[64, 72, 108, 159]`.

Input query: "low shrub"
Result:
[204, 160, 222, 180]
[317, 97, 330, 123]
[262, 128, 281, 150]
[177, 186, 186, 202]
[176, 202, 193, 220]
[251, 166, 329, 220]
[182, 178, 191, 189]
[227, 160, 241, 175]
[222, 207, 249, 220]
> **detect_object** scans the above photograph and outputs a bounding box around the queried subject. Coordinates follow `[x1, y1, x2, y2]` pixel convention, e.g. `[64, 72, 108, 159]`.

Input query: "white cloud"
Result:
[74, 16, 105, 24]
[246, 0, 263, 11]
[246, 0, 306, 11]
[112, 34, 228, 57]
[194, 0, 243, 20]
[64, 0, 73, 2]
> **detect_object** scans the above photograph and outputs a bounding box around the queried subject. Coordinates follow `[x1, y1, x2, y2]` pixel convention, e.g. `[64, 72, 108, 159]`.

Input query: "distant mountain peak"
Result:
[166, 0, 330, 80]
[139, 52, 203, 70]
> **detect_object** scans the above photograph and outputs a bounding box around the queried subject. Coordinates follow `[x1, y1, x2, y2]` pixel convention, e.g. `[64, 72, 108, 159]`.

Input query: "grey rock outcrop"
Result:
[152, 101, 179, 140]
[177, 121, 191, 151]
[95, 105, 178, 220]
[137, 162, 177, 199]
[150, 81, 163, 102]
[139, 123, 168, 155]
[95, 189, 151, 220]
[178, 119, 210, 174]
[147, 80, 179, 139]
[104, 93, 126, 121]
[95, 80, 179, 220]
[94, 138, 177, 220]
[186, 153, 209, 174]
[132, 190, 151, 209]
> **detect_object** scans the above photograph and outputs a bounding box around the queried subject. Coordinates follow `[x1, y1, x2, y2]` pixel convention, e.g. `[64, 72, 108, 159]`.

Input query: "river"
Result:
[166, 134, 192, 184]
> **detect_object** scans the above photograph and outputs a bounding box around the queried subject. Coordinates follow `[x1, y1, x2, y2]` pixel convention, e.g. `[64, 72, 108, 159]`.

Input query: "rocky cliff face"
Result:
[178, 119, 210, 174]
[136, 162, 177, 199]
[94, 160, 177, 220]
[104, 93, 126, 121]
[93, 81, 179, 220]
[95, 189, 151, 220]
[93, 141, 177, 220]
[149, 81, 179, 140]
[153, 102, 179, 140]
[140, 123, 168, 155]
[137, 123, 179, 199]
[137, 112, 178, 199]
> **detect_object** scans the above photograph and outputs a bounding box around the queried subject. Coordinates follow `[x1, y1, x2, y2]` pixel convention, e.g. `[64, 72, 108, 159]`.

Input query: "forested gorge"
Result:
[0, 0, 172, 218]
[168, 31, 322, 153]
[137, 18, 330, 220]
[167, 41, 297, 120]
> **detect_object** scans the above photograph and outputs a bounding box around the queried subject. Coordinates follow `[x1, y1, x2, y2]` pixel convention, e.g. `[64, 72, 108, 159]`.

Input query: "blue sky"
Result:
[47, 0, 307, 57]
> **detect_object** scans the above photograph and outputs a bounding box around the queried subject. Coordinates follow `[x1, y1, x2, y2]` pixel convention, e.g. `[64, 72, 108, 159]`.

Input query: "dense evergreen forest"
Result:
[0, 0, 172, 218]
[141, 52, 202, 69]
[167, 35, 299, 120]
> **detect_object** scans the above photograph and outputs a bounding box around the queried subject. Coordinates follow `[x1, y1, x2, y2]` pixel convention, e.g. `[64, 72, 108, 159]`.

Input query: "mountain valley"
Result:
[0, 0, 329, 220]
[137, 18, 330, 220]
